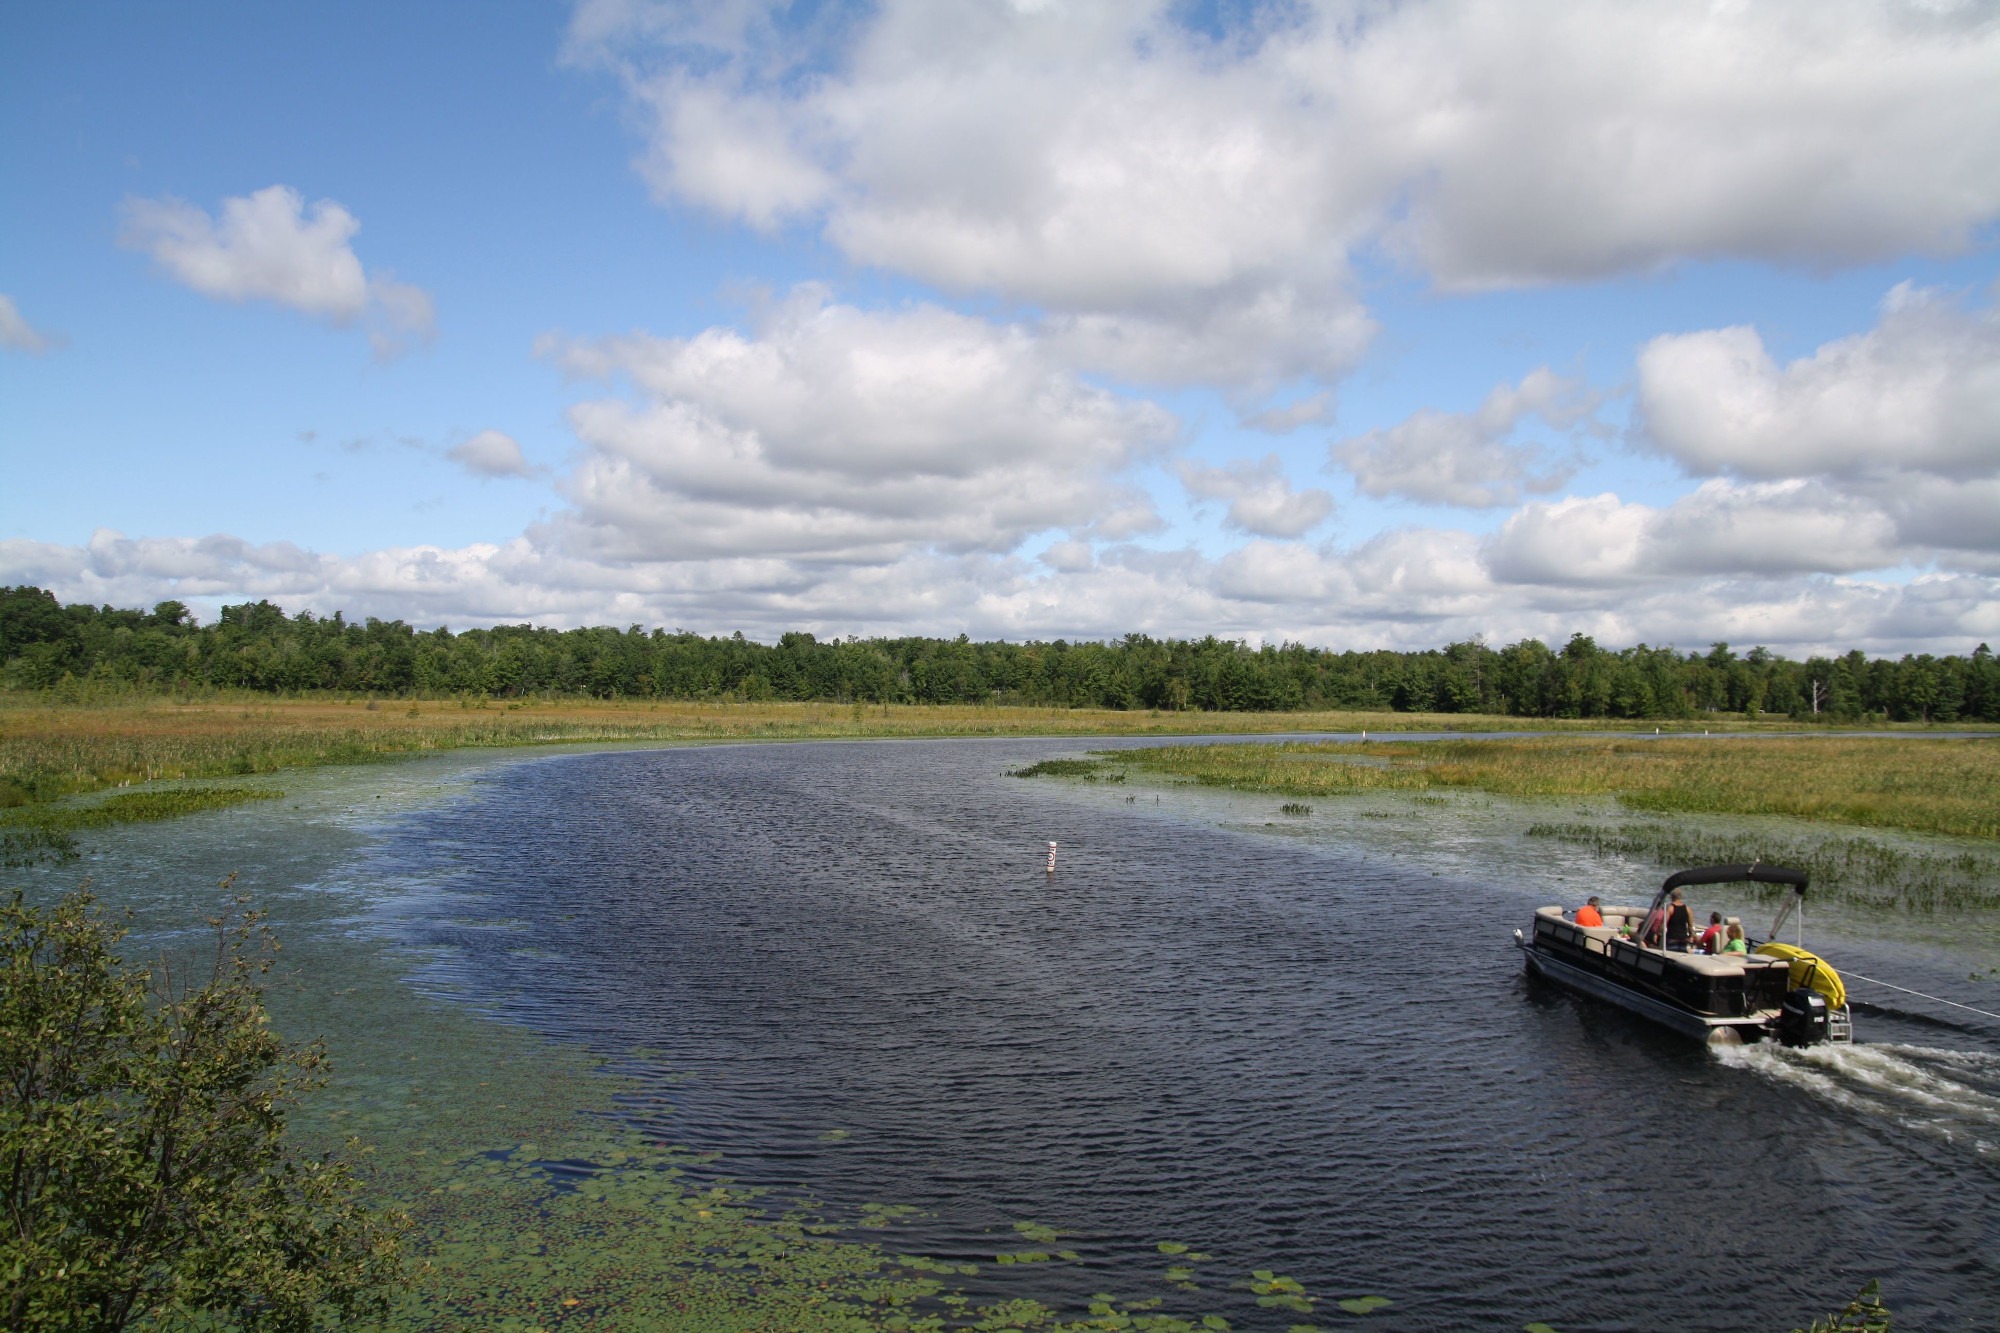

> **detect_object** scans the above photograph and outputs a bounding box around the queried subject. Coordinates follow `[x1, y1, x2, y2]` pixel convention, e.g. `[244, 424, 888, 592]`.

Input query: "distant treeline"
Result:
[3, 586, 1997, 722]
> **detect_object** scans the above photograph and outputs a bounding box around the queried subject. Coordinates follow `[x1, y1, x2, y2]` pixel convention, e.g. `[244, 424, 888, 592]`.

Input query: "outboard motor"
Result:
[1777, 988, 1830, 1047]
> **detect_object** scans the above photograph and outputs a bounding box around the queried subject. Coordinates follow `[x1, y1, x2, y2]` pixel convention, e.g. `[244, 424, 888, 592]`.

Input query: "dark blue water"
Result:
[369, 739, 2000, 1331]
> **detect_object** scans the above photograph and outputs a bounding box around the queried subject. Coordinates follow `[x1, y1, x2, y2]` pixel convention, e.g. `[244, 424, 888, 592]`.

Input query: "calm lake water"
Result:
[44, 736, 2000, 1330]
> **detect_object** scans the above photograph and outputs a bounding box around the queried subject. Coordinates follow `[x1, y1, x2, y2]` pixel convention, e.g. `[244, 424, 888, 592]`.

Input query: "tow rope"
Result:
[1842, 971, 2000, 1025]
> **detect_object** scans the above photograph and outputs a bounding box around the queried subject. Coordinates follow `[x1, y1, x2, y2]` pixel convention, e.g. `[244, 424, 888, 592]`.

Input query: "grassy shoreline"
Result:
[1, 690, 1906, 812]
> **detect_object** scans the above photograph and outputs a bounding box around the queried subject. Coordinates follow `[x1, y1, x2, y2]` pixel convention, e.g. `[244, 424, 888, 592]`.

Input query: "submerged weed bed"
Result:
[263, 906, 1386, 1332]
[0, 785, 280, 866]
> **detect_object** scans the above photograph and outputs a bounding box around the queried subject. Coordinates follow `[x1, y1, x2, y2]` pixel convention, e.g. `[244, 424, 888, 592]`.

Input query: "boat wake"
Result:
[1717, 1042, 2000, 1159]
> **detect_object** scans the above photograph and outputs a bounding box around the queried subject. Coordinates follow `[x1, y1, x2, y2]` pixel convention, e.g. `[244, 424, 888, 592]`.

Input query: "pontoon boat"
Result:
[1514, 863, 1852, 1047]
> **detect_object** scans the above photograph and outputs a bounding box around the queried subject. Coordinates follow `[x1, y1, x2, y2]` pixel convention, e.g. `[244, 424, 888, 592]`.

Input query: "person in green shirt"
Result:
[1721, 923, 1748, 955]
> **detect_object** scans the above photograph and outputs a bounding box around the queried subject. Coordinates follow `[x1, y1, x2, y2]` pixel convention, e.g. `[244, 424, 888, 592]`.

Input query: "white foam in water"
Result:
[1717, 1042, 2000, 1157]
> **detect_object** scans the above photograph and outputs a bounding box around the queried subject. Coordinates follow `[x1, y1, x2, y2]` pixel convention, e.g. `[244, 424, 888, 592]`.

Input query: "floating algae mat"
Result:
[0, 783, 283, 865]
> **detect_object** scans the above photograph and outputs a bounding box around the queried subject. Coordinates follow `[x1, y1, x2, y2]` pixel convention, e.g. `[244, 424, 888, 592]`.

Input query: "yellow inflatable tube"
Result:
[1755, 942, 1847, 1010]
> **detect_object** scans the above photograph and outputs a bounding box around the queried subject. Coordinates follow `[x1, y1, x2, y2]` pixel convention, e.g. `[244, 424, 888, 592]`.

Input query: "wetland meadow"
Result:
[7, 696, 2000, 1331]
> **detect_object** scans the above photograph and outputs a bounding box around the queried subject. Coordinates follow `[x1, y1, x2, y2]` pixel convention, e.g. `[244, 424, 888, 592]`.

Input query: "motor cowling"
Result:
[1777, 988, 1830, 1047]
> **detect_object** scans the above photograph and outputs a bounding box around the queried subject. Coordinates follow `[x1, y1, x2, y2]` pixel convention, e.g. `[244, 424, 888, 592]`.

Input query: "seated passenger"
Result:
[1574, 897, 1604, 928]
[1721, 923, 1748, 955]
[1697, 911, 1725, 954]
[1637, 905, 1666, 947]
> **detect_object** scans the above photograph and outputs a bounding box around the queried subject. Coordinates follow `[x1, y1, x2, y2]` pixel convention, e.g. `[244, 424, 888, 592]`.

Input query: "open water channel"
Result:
[31, 735, 2000, 1331]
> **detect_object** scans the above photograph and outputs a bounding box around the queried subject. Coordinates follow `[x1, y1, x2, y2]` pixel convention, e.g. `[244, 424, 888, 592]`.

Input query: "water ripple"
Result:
[368, 739, 2000, 1331]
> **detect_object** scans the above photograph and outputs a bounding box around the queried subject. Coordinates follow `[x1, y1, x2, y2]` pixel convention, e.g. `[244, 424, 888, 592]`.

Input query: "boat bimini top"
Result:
[1645, 862, 1811, 947]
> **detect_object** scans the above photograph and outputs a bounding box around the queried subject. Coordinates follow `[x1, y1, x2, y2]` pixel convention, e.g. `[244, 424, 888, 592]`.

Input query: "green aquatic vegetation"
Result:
[994, 1223, 1078, 1266]
[1280, 803, 1313, 816]
[1791, 1280, 1891, 1333]
[1336, 1295, 1393, 1315]
[250, 889, 1383, 1333]
[1524, 821, 2000, 912]
[1, 823, 77, 867]
[1245, 1271, 1314, 1315]
[1116, 736, 2000, 839]
[0, 785, 283, 867]
[1011, 759, 1107, 779]
[379, 1132, 963, 1331]
[1156, 1242, 1214, 1293]
[47, 784, 281, 826]
[859, 1204, 920, 1228]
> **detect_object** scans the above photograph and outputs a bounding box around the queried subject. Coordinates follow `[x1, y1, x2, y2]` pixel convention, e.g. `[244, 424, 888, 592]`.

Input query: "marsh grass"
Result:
[0, 693, 1638, 815]
[1107, 736, 2000, 839]
[1010, 759, 1106, 778]
[1525, 822, 2000, 912]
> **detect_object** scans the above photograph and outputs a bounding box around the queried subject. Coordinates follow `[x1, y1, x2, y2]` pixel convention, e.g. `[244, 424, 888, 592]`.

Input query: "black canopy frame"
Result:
[1632, 863, 1811, 951]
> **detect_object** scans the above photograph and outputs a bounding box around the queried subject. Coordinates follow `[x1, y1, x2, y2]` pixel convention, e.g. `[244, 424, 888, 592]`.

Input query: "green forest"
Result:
[3, 585, 1996, 721]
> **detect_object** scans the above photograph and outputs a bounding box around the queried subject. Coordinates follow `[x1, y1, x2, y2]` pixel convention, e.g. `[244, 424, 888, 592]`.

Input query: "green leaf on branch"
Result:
[1, 883, 407, 1333]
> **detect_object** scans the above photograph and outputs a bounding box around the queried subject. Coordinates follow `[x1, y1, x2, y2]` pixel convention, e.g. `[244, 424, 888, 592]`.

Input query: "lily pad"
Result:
[1338, 1295, 1394, 1315]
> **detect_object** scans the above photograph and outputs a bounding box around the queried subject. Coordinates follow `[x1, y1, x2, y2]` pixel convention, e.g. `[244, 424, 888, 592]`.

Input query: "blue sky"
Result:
[3, 0, 1998, 653]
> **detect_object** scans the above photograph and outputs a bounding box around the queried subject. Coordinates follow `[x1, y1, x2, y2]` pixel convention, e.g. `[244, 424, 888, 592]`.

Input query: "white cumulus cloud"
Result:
[568, 0, 2000, 400]
[1176, 455, 1335, 538]
[5, 517, 1996, 658]
[1333, 368, 1595, 507]
[449, 430, 537, 479]
[539, 288, 1177, 563]
[1484, 481, 1908, 588]
[119, 185, 435, 353]
[1638, 283, 2000, 480]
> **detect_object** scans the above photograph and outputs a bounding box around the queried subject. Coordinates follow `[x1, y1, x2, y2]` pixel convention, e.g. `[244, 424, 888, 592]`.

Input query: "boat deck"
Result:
[1525, 905, 1796, 1039]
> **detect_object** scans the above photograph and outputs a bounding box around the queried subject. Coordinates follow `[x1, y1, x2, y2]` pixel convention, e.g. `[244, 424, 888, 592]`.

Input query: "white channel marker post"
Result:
[1046, 841, 1058, 874]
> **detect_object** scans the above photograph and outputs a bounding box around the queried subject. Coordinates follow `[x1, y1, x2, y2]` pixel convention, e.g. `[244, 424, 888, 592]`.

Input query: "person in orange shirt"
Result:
[1574, 896, 1604, 928]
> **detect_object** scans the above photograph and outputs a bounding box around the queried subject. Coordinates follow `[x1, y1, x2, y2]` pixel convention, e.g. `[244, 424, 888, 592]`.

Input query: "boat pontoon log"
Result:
[1514, 864, 1853, 1047]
